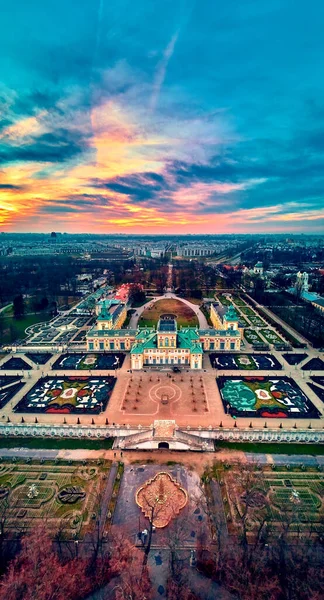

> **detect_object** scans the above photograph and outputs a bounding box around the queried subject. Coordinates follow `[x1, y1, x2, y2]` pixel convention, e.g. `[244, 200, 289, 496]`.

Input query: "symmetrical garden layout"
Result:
[217, 376, 321, 418]
[221, 466, 324, 537]
[14, 376, 116, 414]
[210, 353, 282, 370]
[0, 461, 111, 537]
[52, 352, 125, 370]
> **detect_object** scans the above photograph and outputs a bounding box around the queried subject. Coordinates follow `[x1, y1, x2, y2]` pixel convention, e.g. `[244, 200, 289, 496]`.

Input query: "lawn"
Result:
[231, 295, 247, 307]
[0, 313, 51, 344]
[214, 440, 324, 455]
[216, 295, 232, 306]
[0, 437, 114, 450]
[239, 306, 256, 316]
[138, 298, 199, 328]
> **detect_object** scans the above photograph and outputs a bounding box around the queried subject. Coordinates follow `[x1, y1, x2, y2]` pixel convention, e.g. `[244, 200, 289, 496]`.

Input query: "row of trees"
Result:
[198, 463, 324, 600]
[0, 462, 322, 600]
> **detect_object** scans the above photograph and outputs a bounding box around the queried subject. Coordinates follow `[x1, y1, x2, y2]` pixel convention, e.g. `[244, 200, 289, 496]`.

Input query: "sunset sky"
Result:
[1, 0, 324, 233]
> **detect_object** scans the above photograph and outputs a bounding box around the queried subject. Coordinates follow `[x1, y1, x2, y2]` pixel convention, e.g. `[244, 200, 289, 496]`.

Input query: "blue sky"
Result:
[0, 0, 324, 232]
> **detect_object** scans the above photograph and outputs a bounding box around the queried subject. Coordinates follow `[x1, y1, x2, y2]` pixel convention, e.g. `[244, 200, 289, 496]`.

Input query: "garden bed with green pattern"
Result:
[239, 306, 256, 316]
[248, 315, 266, 327]
[260, 328, 285, 345]
[0, 460, 111, 538]
[212, 464, 324, 538]
[244, 329, 264, 344]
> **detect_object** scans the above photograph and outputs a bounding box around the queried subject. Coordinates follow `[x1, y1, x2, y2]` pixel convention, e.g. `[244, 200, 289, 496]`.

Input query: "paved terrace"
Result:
[0, 346, 323, 433]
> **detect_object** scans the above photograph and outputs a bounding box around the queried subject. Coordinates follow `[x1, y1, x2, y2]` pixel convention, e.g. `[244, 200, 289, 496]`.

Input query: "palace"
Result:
[86, 301, 242, 370]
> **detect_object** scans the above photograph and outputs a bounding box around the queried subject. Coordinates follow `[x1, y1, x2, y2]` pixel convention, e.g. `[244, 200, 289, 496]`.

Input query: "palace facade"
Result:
[86, 302, 241, 370]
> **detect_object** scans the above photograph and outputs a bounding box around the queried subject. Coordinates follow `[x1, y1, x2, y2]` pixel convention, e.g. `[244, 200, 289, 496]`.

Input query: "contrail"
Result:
[149, 0, 196, 114]
[149, 30, 180, 114]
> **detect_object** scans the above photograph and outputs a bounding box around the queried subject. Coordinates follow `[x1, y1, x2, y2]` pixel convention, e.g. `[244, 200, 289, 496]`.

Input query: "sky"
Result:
[1, 0, 324, 234]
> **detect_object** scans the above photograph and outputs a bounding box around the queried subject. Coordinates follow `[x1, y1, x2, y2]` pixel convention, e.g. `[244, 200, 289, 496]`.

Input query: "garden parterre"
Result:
[218, 465, 324, 537]
[0, 461, 111, 538]
[217, 376, 321, 418]
[210, 353, 282, 370]
[14, 376, 116, 414]
[52, 352, 125, 370]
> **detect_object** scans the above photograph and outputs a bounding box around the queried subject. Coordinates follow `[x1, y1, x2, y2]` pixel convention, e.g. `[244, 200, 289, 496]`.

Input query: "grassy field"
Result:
[0, 437, 114, 450]
[0, 313, 51, 344]
[215, 440, 324, 455]
[138, 298, 199, 328]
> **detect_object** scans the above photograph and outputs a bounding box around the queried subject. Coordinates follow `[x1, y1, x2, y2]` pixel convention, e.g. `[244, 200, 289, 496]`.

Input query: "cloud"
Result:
[1, 0, 324, 232]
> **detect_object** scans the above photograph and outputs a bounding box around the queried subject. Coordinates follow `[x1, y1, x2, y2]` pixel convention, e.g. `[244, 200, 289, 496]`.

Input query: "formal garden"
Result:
[260, 328, 285, 345]
[247, 315, 267, 327]
[244, 329, 264, 345]
[25, 353, 53, 365]
[212, 464, 324, 538]
[217, 376, 320, 418]
[0, 376, 25, 409]
[52, 353, 125, 370]
[0, 460, 112, 538]
[301, 357, 324, 371]
[14, 376, 116, 414]
[239, 306, 256, 316]
[210, 353, 282, 370]
[282, 353, 308, 365]
[307, 382, 324, 404]
[0, 357, 32, 371]
[216, 295, 232, 306]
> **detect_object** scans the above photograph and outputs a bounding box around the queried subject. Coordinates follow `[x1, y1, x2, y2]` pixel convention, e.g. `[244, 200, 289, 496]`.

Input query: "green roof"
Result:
[224, 304, 239, 321]
[97, 312, 112, 321]
[87, 328, 137, 338]
[199, 328, 240, 337]
[130, 343, 144, 354]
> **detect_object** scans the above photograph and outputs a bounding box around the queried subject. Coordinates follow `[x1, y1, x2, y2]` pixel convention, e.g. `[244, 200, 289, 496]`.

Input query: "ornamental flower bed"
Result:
[14, 376, 116, 414]
[52, 353, 125, 370]
[210, 353, 282, 371]
[217, 375, 320, 418]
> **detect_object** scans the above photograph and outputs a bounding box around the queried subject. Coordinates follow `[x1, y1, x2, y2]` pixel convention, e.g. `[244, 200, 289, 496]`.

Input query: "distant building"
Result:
[176, 245, 214, 257]
[296, 271, 309, 292]
[254, 261, 264, 276]
[95, 299, 127, 330]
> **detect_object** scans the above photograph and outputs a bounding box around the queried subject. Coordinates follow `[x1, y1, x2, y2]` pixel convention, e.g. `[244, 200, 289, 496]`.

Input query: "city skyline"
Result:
[1, 1, 324, 233]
